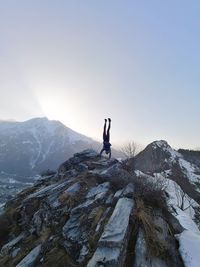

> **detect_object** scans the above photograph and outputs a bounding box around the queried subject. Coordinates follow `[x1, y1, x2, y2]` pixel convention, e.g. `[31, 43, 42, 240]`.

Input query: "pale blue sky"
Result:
[0, 1, 200, 148]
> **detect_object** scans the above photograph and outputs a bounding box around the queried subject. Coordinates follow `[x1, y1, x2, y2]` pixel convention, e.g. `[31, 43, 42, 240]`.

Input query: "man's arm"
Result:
[100, 148, 104, 158]
[109, 150, 112, 159]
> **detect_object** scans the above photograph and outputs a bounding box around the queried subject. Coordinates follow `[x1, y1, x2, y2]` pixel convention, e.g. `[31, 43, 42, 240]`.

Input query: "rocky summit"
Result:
[0, 142, 200, 267]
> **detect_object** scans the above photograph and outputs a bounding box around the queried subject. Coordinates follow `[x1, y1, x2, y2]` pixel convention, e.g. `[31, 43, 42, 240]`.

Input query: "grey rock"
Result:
[32, 210, 43, 235]
[86, 182, 110, 199]
[99, 198, 134, 248]
[133, 228, 167, 267]
[75, 163, 88, 172]
[58, 149, 97, 173]
[1, 233, 25, 256]
[71, 198, 96, 214]
[71, 184, 109, 214]
[78, 245, 89, 263]
[26, 184, 56, 199]
[88, 198, 134, 267]
[100, 163, 133, 186]
[133, 228, 149, 267]
[105, 194, 114, 205]
[16, 244, 41, 267]
[87, 247, 122, 267]
[114, 183, 134, 199]
[12, 247, 21, 258]
[26, 179, 71, 200]
[64, 182, 81, 196]
[122, 183, 135, 197]
[95, 207, 111, 232]
[74, 149, 98, 158]
[114, 189, 123, 199]
[88, 158, 118, 170]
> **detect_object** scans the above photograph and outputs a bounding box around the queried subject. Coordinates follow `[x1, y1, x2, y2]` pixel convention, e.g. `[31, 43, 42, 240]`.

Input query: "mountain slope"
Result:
[0, 143, 200, 267]
[133, 140, 200, 203]
[0, 117, 99, 177]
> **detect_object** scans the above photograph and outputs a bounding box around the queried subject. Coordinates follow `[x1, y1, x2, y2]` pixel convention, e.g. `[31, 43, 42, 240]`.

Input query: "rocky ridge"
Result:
[0, 141, 200, 267]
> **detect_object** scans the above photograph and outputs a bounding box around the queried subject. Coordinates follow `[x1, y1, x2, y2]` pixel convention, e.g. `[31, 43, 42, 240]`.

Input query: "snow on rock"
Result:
[154, 172, 199, 218]
[179, 158, 200, 185]
[154, 173, 200, 267]
[135, 168, 200, 267]
[152, 140, 181, 163]
[16, 244, 41, 267]
[174, 207, 200, 233]
[134, 228, 167, 267]
[176, 230, 200, 267]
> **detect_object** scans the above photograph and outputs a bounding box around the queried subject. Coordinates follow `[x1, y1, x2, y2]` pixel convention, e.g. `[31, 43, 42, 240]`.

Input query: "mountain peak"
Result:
[0, 117, 99, 177]
[133, 140, 181, 174]
[151, 140, 170, 149]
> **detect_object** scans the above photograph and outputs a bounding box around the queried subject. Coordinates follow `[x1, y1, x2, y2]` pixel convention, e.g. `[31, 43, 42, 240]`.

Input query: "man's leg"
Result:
[103, 119, 107, 141]
[107, 118, 111, 142]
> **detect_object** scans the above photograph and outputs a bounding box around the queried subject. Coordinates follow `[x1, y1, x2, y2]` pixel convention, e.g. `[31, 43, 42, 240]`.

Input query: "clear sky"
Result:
[0, 0, 200, 149]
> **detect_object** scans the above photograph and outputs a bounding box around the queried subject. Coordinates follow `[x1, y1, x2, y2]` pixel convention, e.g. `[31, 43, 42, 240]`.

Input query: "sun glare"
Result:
[35, 88, 87, 134]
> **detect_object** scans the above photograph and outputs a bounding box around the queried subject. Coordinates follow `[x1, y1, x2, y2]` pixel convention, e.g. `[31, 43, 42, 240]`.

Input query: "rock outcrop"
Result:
[0, 145, 199, 267]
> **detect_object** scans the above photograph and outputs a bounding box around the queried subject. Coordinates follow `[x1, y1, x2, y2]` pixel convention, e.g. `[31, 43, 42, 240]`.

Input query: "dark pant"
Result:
[103, 121, 111, 142]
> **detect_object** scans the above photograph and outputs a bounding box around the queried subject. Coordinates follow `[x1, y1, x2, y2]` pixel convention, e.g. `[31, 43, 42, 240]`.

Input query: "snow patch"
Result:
[176, 230, 200, 267]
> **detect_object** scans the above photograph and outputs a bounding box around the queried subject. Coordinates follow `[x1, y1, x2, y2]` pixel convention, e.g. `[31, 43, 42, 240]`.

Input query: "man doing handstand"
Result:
[100, 118, 112, 159]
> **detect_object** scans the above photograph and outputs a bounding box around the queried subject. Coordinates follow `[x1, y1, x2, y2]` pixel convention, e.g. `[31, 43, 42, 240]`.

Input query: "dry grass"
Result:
[44, 247, 78, 267]
[0, 205, 22, 245]
[89, 206, 105, 229]
[134, 176, 168, 211]
[58, 191, 80, 209]
[134, 199, 154, 235]
[134, 199, 168, 258]
[0, 255, 10, 267]
[39, 228, 51, 242]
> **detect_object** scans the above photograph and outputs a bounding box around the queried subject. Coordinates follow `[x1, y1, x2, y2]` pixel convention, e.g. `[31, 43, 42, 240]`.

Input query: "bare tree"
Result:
[121, 141, 141, 159]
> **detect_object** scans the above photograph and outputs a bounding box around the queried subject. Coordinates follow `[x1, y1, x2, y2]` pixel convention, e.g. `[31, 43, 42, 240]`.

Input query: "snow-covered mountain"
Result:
[0, 117, 100, 177]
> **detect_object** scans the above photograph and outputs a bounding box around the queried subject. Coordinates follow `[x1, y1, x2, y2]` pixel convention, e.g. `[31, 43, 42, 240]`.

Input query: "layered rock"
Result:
[87, 197, 134, 267]
[0, 146, 198, 267]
